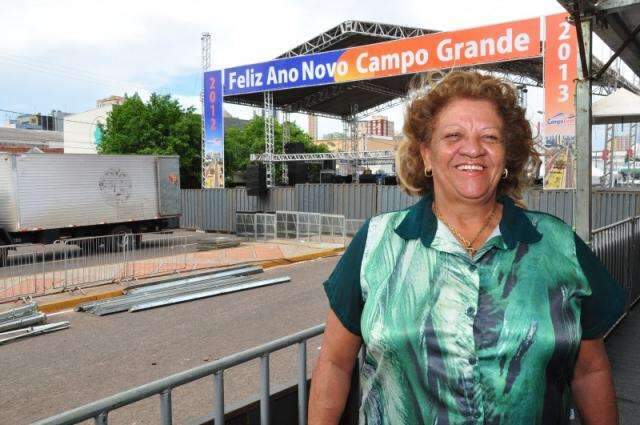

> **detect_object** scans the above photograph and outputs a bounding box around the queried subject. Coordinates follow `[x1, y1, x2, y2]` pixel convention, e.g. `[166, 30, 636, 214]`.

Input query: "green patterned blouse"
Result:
[324, 194, 625, 424]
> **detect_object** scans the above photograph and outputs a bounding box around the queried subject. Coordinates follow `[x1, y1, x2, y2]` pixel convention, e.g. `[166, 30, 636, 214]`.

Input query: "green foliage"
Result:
[99, 93, 202, 188]
[100, 94, 322, 187]
[224, 115, 327, 185]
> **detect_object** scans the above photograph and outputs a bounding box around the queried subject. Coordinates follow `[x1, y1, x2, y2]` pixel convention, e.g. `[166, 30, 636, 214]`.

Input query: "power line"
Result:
[0, 53, 152, 93]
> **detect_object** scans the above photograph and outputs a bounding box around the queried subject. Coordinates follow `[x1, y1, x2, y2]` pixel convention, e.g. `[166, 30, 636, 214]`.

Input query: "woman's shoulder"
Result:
[520, 206, 573, 232]
[368, 202, 418, 231]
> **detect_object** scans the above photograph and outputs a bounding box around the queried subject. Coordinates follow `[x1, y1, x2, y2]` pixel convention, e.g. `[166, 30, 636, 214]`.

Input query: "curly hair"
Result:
[396, 70, 538, 203]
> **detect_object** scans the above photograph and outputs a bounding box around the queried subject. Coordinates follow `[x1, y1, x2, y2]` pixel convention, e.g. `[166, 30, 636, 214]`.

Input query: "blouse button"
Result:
[468, 357, 477, 365]
[466, 306, 475, 318]
[468, 264, 477, 272]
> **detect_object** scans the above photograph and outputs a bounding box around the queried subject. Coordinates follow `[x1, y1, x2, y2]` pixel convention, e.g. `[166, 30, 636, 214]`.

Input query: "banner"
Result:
[543, 13, 578, 189]
[203, 70, 225, 188]
[221, 18, 541, 96]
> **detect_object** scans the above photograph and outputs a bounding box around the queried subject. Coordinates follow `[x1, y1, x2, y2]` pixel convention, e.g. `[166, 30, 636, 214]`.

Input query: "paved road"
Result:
[0, 256, 340, 425]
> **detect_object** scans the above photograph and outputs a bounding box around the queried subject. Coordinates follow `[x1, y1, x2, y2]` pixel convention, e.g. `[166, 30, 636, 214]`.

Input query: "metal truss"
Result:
[342, 119, 349, 152]
[200, 33, 211, 189]
[349, 104, 359, 179]
[281, 110, 290, 184]
[250, 150, 395, 163]
[592, 56, 640, 94]
[264, 91, 275, 187]
[356, 97, 407, 120]
[603, 123, 615, 187]
[352, 81, 405, 98]
[483, 70, 543, 87]
[285, 84, 349, 114]
[278, 20, 436, 58]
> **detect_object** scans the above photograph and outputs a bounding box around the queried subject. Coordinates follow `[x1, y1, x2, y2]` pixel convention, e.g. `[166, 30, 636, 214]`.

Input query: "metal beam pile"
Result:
[0, 303, 70, 345]
[77, 266, 290, 315]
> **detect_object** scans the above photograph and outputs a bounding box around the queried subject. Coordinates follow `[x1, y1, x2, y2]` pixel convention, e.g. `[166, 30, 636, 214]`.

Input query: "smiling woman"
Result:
[308, 71, 625, 425]
[397, 71, 537, 202]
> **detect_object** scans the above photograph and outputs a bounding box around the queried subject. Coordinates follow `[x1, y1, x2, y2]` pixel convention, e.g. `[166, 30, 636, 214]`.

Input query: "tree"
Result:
[224, 116, 327, 185]
[99, 93, 202, 188]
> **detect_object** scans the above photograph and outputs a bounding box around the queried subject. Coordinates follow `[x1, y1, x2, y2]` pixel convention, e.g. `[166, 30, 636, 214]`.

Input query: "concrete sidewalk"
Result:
[0, 239, 343, 313]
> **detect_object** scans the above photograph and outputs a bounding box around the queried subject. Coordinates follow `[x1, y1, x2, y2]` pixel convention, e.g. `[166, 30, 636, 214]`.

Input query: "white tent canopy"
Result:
[592, 88, 640, 125]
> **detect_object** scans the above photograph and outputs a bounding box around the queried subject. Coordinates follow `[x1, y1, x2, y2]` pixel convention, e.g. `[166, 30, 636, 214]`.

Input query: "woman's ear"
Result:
[419, 142, 432, 171]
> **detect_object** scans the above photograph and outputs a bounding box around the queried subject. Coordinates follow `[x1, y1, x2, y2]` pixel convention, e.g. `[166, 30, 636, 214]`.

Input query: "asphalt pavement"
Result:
[0, 256, 340, 425]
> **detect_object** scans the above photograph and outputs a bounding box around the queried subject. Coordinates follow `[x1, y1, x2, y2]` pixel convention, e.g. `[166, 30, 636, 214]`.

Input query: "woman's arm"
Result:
[308, 309, 362, 425]
[571, 338, 619, 425]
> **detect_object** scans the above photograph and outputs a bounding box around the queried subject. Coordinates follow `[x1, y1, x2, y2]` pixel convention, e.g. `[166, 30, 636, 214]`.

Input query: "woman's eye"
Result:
[445, 133, 460, 139]
[483, 135, 500, 142]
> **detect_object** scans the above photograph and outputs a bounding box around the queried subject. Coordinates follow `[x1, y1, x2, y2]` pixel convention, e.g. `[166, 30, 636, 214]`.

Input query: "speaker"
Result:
[322, 160, 336, 170]
[285, 142, 305, 154]
[288, 162, 308, 185]
[246, 163, 267, 196]
[358, 174, 378, 184]
[383, 175, 397, 185]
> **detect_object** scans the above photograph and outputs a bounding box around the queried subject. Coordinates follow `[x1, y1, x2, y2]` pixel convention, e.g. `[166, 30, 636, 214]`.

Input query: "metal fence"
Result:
[0, 244, 66, 300]
[182, 186, 640, 232]
[346, 219, 366, 236]
[592, 216, 640, 311]
[0, 233, 196, 302]
[237, 211, 347, 245]
[32, 324, 326, 425]
[277, 211, 346, 245]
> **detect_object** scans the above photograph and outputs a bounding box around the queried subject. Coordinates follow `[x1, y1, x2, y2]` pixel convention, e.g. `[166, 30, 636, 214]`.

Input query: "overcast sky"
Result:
[0, 0, 631, 146]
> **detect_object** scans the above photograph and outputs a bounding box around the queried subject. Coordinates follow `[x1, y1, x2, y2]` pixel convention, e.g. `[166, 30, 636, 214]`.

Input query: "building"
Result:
[0, 127, 64, 153]
[358, 115, 395, 137]
[14, 110, 69, 132]
[63, 96, 125, 153]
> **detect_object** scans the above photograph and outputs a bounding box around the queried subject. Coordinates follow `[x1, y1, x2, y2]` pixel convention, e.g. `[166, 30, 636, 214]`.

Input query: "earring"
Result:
[424, 167, 433, 178]
[502, 168, 509, 179]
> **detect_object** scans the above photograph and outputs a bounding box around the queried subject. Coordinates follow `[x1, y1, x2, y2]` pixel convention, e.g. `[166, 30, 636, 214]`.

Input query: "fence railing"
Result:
[32, 324, 326, 425]
[0, 233, 196, 302]
[237, 211, 347, 245]
[592, 216, 640, 310]
[0, 243, 66, 300]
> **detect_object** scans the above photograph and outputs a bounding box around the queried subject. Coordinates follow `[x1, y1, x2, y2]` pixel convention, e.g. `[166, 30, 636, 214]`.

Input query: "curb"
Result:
[35, 247, 345, 314]
[38, 289, 124, 314]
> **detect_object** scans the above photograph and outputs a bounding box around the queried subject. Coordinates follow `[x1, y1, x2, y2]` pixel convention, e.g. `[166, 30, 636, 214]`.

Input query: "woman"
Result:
[308, 71, 625, 424]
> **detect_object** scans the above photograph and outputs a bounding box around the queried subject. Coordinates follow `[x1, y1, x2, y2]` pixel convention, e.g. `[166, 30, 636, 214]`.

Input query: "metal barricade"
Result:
[126, 233, 197, 281]
[235, 213, 257, 238]
[345, 219, 366, 237]
[275, 211, 346, 245]
[0, 243, 65, 301]
[32, 324, 326, 425]
[61, 235, 132, 290]
[592, 216, 640, 310]
[0, 233, 196, 301]
[255, 213, 276, 241]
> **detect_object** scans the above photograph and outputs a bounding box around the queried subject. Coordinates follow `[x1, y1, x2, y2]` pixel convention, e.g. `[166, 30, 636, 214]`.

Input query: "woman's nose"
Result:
[459, 135, 485, 157]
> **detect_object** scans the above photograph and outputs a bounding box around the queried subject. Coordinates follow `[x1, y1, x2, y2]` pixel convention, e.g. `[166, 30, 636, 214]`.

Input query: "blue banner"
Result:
[203, 70, 225, 188]
[222, 49, 345, 95]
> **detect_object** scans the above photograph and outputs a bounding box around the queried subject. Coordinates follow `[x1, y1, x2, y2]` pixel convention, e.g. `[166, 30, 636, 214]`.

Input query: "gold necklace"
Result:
[433, 202, 497, 257]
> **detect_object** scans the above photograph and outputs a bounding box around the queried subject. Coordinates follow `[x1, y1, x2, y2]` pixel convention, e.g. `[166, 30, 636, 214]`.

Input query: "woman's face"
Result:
[420, 98, 506, 205]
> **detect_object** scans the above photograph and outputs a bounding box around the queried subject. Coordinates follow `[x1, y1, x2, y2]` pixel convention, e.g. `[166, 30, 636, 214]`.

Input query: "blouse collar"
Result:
[393, 192, 542, 249]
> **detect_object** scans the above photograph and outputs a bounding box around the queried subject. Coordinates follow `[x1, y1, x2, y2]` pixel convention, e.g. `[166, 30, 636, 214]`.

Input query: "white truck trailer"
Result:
[0, 153, 181, 248]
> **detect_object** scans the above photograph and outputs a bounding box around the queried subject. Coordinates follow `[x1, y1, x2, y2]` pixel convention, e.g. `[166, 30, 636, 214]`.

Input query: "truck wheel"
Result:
[108, 226, 133, 252]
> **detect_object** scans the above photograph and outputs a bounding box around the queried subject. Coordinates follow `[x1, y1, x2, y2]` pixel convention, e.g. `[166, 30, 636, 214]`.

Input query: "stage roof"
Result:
[558, 0, 640, 78]
[223, 19, 637, 119]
